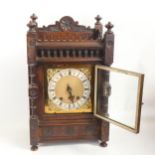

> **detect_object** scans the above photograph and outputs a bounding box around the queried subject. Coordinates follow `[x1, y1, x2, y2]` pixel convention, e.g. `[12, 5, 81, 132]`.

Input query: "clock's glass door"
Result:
[94, 65, 144, 133]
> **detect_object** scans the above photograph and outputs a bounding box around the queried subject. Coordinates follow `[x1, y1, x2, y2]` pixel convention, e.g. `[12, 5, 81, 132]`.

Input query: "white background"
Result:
[0, 0, 155, 155]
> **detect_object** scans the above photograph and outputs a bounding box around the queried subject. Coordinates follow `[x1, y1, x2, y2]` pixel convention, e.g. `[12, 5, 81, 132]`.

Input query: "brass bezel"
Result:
[94, 65, 144, 133]
[45, 64, 93, 114]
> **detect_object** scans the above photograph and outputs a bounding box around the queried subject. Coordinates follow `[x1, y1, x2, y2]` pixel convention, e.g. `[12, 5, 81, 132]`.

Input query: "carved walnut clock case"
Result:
[27, 14, 144, 151]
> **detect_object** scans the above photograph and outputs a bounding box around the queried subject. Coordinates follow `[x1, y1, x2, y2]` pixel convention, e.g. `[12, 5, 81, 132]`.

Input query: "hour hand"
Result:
[66, 84, 74, 102]
[66, 84, 72, 93]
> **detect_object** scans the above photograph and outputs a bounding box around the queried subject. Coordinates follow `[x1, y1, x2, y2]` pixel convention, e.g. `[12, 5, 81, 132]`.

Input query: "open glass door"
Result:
[94, 65, 144, 133]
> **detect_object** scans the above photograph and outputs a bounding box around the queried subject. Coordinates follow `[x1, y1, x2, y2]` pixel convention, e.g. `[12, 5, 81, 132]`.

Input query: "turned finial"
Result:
[27, 13, 38, 32]
[105, 22, 114, 33]
[94, 15, 103, 39]
[95, 15, 102, 24]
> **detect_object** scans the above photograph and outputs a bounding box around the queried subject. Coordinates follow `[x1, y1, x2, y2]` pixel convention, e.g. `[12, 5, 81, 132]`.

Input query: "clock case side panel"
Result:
[27, 31, 40, 149]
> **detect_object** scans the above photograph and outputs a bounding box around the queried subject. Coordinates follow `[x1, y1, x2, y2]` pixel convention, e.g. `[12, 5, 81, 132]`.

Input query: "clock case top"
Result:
[27, 14, 114, 65]
[27, 14, 114, 149]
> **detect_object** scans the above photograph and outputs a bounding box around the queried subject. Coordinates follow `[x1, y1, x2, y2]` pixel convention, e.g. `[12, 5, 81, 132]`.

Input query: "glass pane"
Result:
[94, 65, 144, 133]
[108, 71, 138, 128]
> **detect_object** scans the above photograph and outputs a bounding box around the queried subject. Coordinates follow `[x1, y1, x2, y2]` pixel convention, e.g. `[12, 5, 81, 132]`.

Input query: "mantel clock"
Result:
[27, 14, 144, 151]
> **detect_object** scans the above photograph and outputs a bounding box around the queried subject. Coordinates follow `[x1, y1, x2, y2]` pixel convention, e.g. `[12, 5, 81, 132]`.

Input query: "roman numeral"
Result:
[59, 72, 63, 77]
[52, 96, 57, 100]
[68, 70, 71, 75]
[51, 80, 56, 83]
[49, 89, 54, 92]
[82, 96, 87, 99]
[82, 79, 87, 83]
[67, 104, 71, 109]
[59, 102, 62, 106]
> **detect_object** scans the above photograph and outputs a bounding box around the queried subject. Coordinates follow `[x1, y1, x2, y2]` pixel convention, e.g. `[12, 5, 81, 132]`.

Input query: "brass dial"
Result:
[48, 68, 91, 110]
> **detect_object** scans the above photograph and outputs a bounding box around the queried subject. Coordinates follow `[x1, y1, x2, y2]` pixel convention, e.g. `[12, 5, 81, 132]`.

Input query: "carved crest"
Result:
[39, 16, 92, 32]
[27, 14, 107, 41]
[36, 16, 94, 41]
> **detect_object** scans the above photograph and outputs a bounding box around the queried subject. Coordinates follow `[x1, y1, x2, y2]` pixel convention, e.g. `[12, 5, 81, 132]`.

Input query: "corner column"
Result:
[27, 14, 39, 151]
[100, 22, 114, 147]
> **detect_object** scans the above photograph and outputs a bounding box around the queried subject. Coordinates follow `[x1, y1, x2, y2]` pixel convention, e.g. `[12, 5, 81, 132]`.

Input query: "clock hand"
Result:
[66, 84, 74, 103]
[66, 84, 72, 93]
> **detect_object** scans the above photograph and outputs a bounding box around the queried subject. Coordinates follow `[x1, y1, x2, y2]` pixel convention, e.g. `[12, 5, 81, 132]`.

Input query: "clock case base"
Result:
[27, 15, 114, 150]
[30, 114, 109, 150]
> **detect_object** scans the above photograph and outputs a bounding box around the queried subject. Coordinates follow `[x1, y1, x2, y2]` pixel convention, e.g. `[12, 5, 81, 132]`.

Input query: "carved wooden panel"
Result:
[36, 31, 94, 42]
[27, 14, 104, 42]
[40, 123, 100, 140]
[39, 16, 93, 32]
[36, 16, 95, 42]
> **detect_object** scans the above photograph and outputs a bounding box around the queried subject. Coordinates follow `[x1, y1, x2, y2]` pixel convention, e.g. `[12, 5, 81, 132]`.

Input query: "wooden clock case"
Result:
[27, 14, 114, 151]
